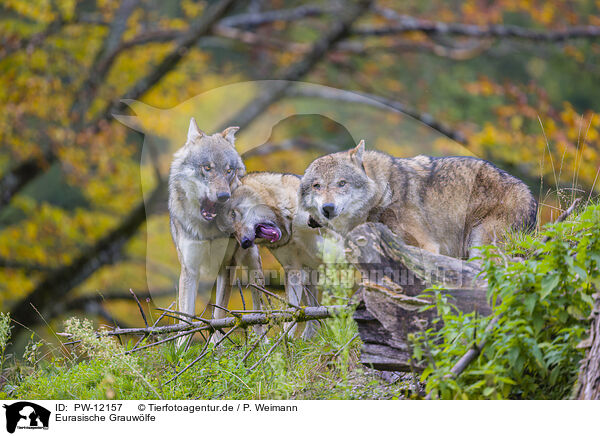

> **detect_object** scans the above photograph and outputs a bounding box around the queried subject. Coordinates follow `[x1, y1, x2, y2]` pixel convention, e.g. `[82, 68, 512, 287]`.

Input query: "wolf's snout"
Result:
[308, 216, 322, 228]
[216, 192, 230, 203]
[241, 237, 254, 249]
[322, 203, 336, 219]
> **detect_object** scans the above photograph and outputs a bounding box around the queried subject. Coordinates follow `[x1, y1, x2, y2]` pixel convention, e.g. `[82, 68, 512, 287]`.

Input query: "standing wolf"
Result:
[168, 118, 262, 330]
[220, 172, 343, 339]
[299, 140, 537, 258]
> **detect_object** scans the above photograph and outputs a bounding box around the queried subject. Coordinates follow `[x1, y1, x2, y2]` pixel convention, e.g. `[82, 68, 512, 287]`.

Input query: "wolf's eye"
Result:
[313, 183, 321, 190]
[338, 180, 347, 187]
[231, 210, 236, 219]
[203, 165, 211, 172]
[226, 168, 233, 174]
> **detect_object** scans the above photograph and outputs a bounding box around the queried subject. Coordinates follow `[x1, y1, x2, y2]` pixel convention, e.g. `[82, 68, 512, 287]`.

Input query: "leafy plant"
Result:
[411, 203, 600, 399]
[0, 312, 11, 375]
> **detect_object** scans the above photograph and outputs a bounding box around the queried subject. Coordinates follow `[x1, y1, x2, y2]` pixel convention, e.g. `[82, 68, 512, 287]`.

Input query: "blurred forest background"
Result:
[1, 0, 600, 350]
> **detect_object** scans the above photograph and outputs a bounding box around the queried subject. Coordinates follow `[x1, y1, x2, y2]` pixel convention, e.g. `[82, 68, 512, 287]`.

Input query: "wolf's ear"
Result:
[349, 140, 366, 171]
[231, 174, 242, 190]
[187, 117, 205, 143]
[221, 126, 240, 147]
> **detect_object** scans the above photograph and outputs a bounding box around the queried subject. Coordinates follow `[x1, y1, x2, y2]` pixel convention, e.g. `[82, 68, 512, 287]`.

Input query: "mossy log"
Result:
[345, 223, 491, 372]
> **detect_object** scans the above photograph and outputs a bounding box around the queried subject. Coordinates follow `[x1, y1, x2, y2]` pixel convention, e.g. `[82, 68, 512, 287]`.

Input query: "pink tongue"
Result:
[256, 224, 280, 242]
[201, 199, 217, 220]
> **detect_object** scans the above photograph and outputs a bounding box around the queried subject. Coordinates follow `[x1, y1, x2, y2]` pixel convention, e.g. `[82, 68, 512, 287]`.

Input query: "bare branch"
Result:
[247, 321, 298, 372]
[122, 326, 208, 355]
[164, 326, 238, 385]
[238, 325, 272, 366]
[542, 198, 581, 242]
[99, 0, 238, 123]
[355, 14, 600, 41]
[237, 279, 246, 311]
[0, 2, 90, 61]
[154, 307, 211, 324]
[105, 4, 332, 52]
[129, 288, 149, 328]
[554, 198, 582, 224]
[63, 289, 172, 309]
[59, 305, 346, 339]
[337, 39, 493, 60]
[0, 258, 54, 273]
[220, 4, 328, 28]
[286, 85, 467, 144]
[333, 333, 360, 359]
[130, 301, 175, 352]
[219, 0, 373, 132]
[0, 18, 68, 61]
[249, 283, 301, 310]
[69, 0, 140, 123]
[0, 151, 55, 214]
[241, 138, 339, 159]
[449, 317, 498, 377]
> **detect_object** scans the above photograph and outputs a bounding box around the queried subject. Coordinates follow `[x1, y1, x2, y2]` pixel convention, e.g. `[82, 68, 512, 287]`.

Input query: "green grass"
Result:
[1, 233, 414, 400]
[3, 310, 412, 400]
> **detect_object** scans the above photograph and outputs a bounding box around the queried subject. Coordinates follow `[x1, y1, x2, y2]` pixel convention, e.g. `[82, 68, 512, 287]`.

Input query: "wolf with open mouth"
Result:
[220, 171, 343, 339]
[168, 118, 264, 338]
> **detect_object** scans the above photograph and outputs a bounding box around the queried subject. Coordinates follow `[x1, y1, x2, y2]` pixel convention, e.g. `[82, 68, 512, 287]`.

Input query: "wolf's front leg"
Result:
[238, 244, 267, 338]
[177, 267, 200, 348]
[284, 267, 305, 338]
[178, 269, 198, 317]
[300, 281, 322, 340]
[210, 266, 232, 344]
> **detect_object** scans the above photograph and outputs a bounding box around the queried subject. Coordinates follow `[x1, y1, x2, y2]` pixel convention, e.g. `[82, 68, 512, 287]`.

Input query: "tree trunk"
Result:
[575, 294, 600, 400]
[346, 222, 490, 371]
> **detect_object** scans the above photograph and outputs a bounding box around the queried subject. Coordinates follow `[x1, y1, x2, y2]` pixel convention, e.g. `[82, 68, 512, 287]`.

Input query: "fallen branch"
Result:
[238, 325, 273, 367]
[164, 327, 239, 385]
[333, 333, 360, 359]
[120, 326, 208, 355]
[130, 301, 175, 352]
[154, 307, 211, 324]
[543, 198, 581, 242]
[247, 322, 298, 372]
[129, 289, 149, 328]
[249, 283, 302, 310]
[58, 305, 347, 340]
[447, 316, 499, 378]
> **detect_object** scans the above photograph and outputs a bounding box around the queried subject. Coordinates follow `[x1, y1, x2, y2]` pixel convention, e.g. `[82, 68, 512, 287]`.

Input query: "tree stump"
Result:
[345, 222, 491, 371]
[575, 294, 600, 400]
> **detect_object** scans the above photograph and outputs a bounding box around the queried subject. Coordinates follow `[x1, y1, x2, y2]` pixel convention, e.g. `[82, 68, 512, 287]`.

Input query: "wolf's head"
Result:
[169, 118, 245, 222]
[299, 140, 377, 234]
[220, 184, 290, 249]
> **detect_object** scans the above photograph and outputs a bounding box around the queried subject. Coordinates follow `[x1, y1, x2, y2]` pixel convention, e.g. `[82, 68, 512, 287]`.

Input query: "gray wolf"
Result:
[220, 172, 342, 339]
[168, 118, 263, 339]
[299, 140, 537, 259]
